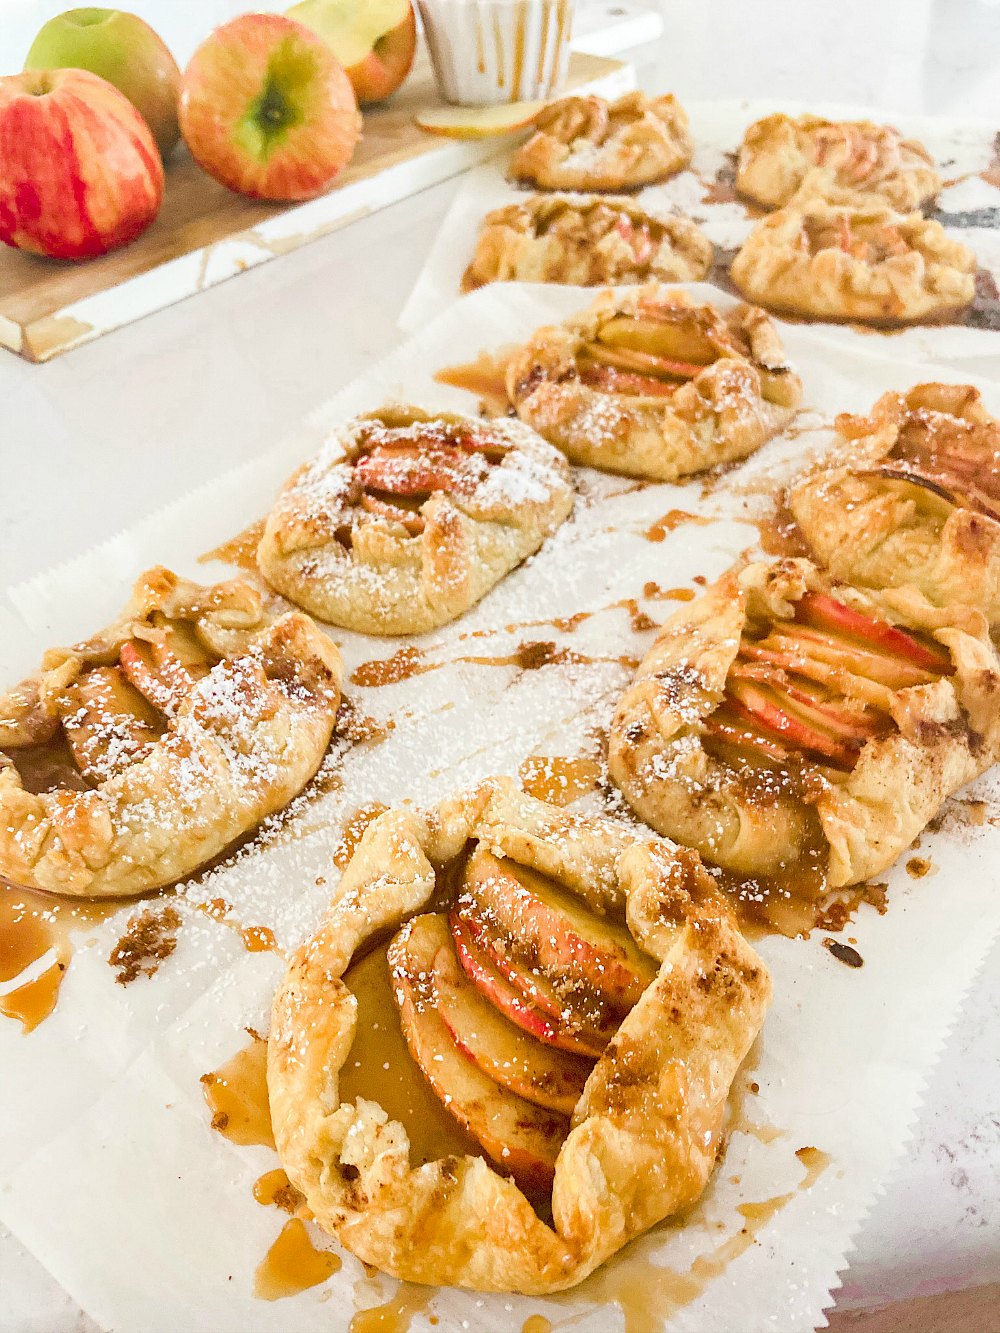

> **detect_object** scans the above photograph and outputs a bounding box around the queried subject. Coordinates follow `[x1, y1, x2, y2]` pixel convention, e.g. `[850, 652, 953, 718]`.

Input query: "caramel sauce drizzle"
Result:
[201, 1030, 275, 1149]
[644, 510, 715, 542]
[434, 352, 513, 415]
[253, 1218, 341, 1301]
[350, 642, 635, 689]
[199, 519, 266, 573]
[349, 1284, 436, 1333]
[0, 884, 122, 1032]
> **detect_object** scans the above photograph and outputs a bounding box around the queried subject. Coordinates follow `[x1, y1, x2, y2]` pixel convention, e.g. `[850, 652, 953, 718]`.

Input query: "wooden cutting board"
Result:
[0, 50, 631, 363]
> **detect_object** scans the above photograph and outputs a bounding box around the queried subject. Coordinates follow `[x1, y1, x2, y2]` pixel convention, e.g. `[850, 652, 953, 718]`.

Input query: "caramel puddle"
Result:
[254, 1218, 340, 1301]
[350, 1284, 436, 1333]
[201, 1031, 274, 1149]
[518, 755, 602, 807]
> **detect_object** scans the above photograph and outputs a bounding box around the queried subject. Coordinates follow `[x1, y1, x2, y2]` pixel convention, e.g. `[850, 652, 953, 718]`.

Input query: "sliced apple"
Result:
[582, 342, 704, 380]
[360, 492, 426, 534]
[415, 101, 544, 139]
[119, 640, 198, 717]
[795, 592, 954, 675]
[765, 626, 939, 691]
[58, 666, 162, 783]
[726, 678, 861, 770]
[428, 925, 592, 1114]
[578, 364, 680, 399]
[450, 910, 607, 1057]
[388, 915, 568, 1194]
[598, 312, 720, 365]
[730, 664, 882, 744]
[462, 849, 657, 1009]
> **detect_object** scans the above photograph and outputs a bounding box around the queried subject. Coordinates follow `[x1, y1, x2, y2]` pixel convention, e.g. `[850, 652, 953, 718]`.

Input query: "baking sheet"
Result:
[400, 98, 1000, 379]
[3, 282, 1000, 1333]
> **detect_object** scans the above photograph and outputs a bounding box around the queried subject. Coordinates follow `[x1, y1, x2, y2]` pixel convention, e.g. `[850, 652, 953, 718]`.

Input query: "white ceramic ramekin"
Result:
[418, 0, 576, 106]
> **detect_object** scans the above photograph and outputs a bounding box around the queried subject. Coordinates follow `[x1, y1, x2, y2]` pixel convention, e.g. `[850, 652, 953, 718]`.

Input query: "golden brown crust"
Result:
[461, 195, 712, 292]
[268, 779, 770, 1293]
[607, 559, 1000, 889]
[790, 384, 1000, 625]
[257, 406, 574, 636]
[505, 285, 802, 480]
[508, 92, 693, 191]
[0, 568, 343, 897]
[730, 201, 975, 324]
[736, 114, 942, 211]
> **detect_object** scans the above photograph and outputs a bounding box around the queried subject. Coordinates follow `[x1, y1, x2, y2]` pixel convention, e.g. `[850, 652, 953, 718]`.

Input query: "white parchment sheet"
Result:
[400, 98, 1000, 379]
[2, 283, 1000, 1333]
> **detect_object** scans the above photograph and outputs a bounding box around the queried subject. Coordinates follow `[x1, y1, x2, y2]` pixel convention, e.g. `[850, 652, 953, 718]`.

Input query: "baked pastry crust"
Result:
[257, 406, 574, 636]
[790, 384, 1000, 626]
[0, 567, 342, 898]
[736, 114, 941, 211]
[608, 558, 1000, 889]
[461, 195, 713, 292]
[730, 202, 976, 323]
[505, 285, 803, 480]
[268, 778, 770, 1293]
[508, 92, 693, 192]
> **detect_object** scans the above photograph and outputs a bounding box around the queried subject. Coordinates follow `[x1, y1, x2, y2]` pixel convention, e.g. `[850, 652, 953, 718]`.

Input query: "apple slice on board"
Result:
[415, 101, 544, 139]
[463, 849, 657, 1009]
[431, 925, 593, 1115]
[389, 915, 568, 1194]
[450, 910, 610, 1058]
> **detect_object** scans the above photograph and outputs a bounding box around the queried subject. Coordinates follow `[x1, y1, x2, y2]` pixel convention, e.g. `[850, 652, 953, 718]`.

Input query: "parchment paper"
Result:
[399, 98, 1000, 380]
[2, 283, 1000, 1333]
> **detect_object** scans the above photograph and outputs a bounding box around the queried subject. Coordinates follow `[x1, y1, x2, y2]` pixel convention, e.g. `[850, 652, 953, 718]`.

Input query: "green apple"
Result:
[286, 0, 416, 106]
[25, 8, 181, 159]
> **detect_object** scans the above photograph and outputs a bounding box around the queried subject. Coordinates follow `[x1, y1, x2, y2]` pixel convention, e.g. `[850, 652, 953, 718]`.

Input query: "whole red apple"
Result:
[179, 14, 361, 203]
[24, 8, 181, 160]
[0, 68, 164, 260]
[286, 0, 417, 106]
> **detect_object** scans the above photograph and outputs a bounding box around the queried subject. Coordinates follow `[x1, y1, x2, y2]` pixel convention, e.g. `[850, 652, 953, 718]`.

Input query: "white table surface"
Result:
[1, 2, 998, 1329]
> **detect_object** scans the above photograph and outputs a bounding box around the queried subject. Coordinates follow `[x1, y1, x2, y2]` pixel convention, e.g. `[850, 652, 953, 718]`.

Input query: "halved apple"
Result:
[462, 849, 657, 1009]
[423, 919, 593, 1114]
[389, 915, 568, 1194]
[794, 592, 954, 675]
[415, 101, 544, 139]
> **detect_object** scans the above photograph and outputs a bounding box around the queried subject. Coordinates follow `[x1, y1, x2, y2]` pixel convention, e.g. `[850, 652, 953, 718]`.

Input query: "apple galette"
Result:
[789, 384, 1000, 625]
[730, 202, 976, 323]
[736, 114, 941, 212]
[257, 406, 574, 636]
[0, 567, 342, 898]
[508, 92, 693, 192]
[269, 778, 770, 1292]
[608, 558, 1000, 892]
[461, 195, 713, 292]
[504, 285, 803, 480]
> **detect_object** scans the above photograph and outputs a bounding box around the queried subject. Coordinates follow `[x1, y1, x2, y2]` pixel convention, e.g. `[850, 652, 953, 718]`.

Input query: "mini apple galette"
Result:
[608, 558, 1000, 894]
[789, 383, 1000, 625]
[508, 92, 693, 192]
[269, 778, 770, 1292]
[0, 567, 342, 898]
[504, 285, 803, 480]
[736, 114, 942, 212]
[461, 195, 713, 292]
[257, 406, 574, 636]
[730, 202, 976, 323]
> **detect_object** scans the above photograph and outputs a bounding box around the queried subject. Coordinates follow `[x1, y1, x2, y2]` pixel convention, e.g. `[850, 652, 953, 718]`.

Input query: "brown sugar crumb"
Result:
[335, 695, 395, 746]
[906, 856, 933, 879]
[109, 903, 182, 985]
[823, 937, 864, 968]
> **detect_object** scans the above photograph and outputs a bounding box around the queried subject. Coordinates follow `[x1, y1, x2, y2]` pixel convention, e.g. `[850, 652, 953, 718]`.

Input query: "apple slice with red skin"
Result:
[762, 626, 940, 691]
[583, 341, 705, 381]
[431, 927, 593, 1114]
[462, 849, 657, 1010]
[703, 710, 794, 765]
[726, 678, 862, 770]
[389, 914, 568, 1194]
[794, 593, 953, 675]
[119, 640, 198, 716]
[729, 663, 882, 743]
[578, 364, 680, 399]
[450, 911, 608, 1058]
[360, 492, 425, 534]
